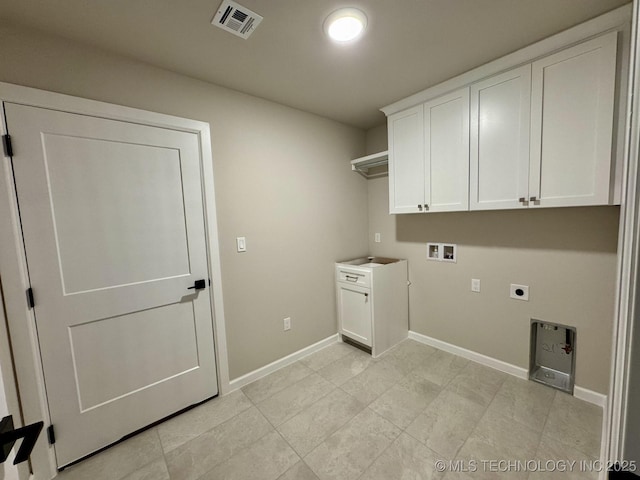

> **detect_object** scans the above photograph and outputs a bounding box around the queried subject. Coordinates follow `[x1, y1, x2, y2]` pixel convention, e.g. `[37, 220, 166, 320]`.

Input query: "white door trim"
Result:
[0, 81, 230, 479]
[0, 272, 30, 479]
[607, 0, 640, 468]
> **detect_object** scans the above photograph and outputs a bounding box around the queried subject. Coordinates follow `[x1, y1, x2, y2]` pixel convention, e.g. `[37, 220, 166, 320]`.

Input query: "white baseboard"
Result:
[408, 331, 528, 379]
[227, 334, 339, 392]
[225, 330, 607, 408]
[408, 330, 607, 407]
[574, 386, 607, 408]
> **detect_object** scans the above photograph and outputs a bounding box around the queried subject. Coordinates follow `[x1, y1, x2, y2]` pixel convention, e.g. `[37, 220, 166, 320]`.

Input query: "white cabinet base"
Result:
[336, 257, 408, 358]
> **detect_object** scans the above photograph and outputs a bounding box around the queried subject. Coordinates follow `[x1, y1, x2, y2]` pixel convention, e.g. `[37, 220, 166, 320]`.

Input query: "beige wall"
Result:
[0, 24, 369, 380]
[365, 124, 389, 155]
[366, 127, 619, 394]
[0, 22, 620, 394]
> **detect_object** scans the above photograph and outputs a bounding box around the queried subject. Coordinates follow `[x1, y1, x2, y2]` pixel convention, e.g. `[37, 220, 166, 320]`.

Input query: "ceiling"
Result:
[0, 0, 631, 129]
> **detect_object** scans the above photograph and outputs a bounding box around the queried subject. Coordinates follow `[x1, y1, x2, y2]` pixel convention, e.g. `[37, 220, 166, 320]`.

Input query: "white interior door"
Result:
[4, 103, 218, 467]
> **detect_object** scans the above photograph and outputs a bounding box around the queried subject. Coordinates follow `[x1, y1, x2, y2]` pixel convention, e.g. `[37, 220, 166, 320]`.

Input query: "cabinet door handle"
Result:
[417, 204, 423, 211]
[530, 196, 538, 202]
[345, 275, 359, 282]
[364, 293, 368, 298]
[424, 204, 429, 211]
[518, 197, 526, 203]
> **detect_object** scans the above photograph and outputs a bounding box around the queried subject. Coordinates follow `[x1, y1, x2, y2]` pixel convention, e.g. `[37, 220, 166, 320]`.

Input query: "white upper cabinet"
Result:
[470, 65, 531, 210]
[388, 105, 424, 214]
[529, 31, 618, 208]
[425, 88, 470, 212]
[385, 22, 622, 215]
[388, 89, 469, 214]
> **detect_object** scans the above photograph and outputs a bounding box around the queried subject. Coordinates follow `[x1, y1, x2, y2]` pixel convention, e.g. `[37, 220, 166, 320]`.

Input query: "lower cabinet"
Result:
[336, 258, 408, 358]
[337, 283, 372, 347]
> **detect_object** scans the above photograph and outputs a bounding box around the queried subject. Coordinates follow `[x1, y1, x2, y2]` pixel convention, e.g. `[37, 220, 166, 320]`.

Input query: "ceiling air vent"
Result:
[211, 0, 263, 39]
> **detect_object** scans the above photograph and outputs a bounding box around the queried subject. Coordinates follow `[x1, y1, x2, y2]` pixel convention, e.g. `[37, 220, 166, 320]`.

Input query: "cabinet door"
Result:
[470, 65, 531, 210]
[425, 88, 470, 212]
[337, 283, 372, 347]
[530, 31, 617, 208]
[388, 105, 425, 214]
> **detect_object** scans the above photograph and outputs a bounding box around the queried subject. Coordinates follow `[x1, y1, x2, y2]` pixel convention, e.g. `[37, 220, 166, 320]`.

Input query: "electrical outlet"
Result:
[471, 279, 480, 293]
[283, 317, 291, 331]
[374, 233, 381, 243]
[510, 284, 529, 301]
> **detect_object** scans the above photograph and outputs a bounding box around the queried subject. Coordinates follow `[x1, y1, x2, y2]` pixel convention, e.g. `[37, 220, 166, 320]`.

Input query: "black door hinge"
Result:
[46, 425, 55, 445]
[26, 288, 34, 309]
[2, 135, 13, 157]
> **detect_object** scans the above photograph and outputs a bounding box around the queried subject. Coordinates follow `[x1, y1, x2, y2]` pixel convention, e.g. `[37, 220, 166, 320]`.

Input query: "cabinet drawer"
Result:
[337, 268, 371, 288]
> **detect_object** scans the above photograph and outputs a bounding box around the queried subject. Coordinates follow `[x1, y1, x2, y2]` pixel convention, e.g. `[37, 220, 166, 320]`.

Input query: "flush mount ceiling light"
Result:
[324, 8, 368, 43]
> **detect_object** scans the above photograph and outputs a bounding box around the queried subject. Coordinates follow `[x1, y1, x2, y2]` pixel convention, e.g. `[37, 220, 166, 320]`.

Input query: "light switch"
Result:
[236, 236, 247, 252]
[471, 279, 480, 293]
[374, 233, 381, 243]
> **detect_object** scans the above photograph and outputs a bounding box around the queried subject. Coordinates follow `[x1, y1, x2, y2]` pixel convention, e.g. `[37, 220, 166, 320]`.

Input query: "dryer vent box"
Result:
[529, 319, 576, 394]
[211, 0, 263, 39]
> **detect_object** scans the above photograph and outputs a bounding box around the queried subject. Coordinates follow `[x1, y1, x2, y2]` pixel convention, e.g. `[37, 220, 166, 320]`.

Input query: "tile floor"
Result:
[57, 339, 603, 480]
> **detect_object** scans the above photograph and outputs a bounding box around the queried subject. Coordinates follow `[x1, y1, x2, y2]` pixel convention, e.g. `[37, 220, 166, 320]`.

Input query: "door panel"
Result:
[42, 134, 190, 293]
[388, 105, 425, 214]
[5, 103, 218, 467]
[425, 88, 470, 212]
[470, 65, 531, 210]
[69, 302, 199, 411]
[530, 31, 617, 207]
[338, 284, 371, 346]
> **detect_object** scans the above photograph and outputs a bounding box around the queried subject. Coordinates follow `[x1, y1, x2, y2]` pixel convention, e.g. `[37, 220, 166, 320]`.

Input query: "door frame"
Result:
[607, 0, 640, 467]
[0, 273, 29, 479]
[0, 82, 230, 479]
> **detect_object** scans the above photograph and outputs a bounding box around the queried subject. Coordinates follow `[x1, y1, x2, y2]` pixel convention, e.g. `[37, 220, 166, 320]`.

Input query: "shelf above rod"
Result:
[350, 150, 388, 178]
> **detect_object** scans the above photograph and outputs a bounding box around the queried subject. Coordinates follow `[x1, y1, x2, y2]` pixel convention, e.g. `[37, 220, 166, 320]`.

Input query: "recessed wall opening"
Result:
[529, 319, 576, 394]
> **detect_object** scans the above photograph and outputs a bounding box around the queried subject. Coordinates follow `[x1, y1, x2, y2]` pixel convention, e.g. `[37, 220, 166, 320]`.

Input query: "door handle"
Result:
[0, 415, 44, 465]
[187, 279, 206, 291]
